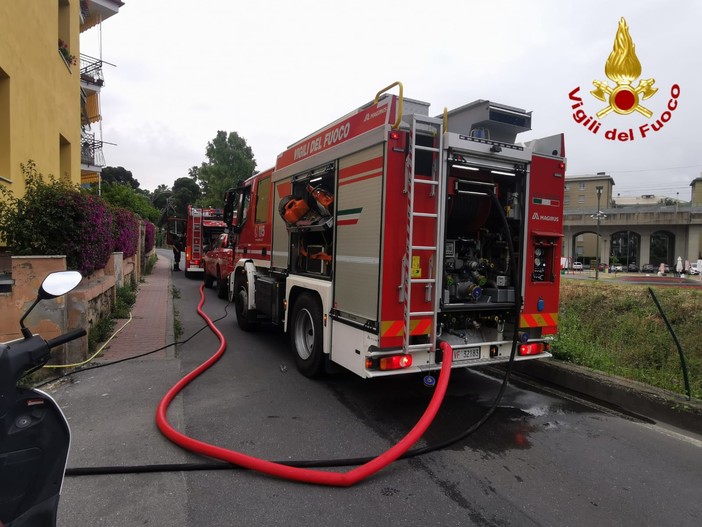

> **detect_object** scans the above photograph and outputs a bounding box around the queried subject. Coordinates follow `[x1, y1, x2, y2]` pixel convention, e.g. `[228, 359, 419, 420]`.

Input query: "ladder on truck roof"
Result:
[400, 114, 444, 356]
[191, 208, 203, 259]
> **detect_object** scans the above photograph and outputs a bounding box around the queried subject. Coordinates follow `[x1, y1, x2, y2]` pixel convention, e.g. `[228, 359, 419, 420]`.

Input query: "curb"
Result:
[507, 359, 702, 436]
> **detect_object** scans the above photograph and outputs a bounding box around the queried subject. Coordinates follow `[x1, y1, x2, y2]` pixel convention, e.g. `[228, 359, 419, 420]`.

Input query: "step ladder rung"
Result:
[408, 311, 434, 317]
[405, 343, 433, 352]
[411, 245, 437, 251]
[410, 278, 435, 284]
[412, 212, 438, 218]
[415, 145, 440, 153]
[413, 179, 439, 186]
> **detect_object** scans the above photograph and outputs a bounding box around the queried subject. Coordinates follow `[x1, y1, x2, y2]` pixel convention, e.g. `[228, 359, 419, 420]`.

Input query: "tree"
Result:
[195, 131, 256, 207]
[98, 182, 160, 223]
[151, 184, 172, 212]
[101, 166, 141, 190]
[171, 177, 201, 219]
[658, 197, 677, 206]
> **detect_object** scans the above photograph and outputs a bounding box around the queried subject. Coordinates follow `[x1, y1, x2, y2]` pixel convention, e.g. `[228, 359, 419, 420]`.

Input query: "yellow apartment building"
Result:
[0, 0, 122, 199]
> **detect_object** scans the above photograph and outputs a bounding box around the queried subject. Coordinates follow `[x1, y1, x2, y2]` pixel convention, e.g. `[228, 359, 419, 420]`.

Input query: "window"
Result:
[59, 134, 71, 181]
[578, 182, 585, 190]
[0, 68, 9, 183]
[240, 188, 251, 224]
[564, 184, 570, 191]
[564, 196, 570, 205]
[58, 0, 70, 58]
[578, 195, 585, 204]
[255, 176, 271, 224]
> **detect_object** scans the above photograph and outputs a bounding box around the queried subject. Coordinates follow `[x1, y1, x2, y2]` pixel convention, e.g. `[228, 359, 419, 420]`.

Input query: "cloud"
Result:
[82, 0, 701, 196]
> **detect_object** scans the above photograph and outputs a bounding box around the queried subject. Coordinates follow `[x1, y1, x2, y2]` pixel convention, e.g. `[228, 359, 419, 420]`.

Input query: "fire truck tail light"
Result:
[379, 354, 412, 370]
[519, 342, 545, 356]
[390, 131, 400, 140]
[366, 354, 413, 371]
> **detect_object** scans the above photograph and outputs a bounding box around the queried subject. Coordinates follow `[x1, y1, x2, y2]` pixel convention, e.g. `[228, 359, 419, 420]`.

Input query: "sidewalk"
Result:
[97, 250, 173, 362]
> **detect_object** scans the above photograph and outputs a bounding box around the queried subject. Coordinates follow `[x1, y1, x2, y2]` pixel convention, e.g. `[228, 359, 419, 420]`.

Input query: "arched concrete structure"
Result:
[564, 205, 702, 268]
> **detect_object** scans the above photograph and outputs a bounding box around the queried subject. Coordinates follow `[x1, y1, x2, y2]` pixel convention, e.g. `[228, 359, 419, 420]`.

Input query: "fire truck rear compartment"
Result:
[437, 163, 526, 351]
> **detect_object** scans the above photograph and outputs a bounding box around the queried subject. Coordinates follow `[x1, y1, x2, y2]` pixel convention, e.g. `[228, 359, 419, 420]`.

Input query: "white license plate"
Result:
[453, 347, 480, 361]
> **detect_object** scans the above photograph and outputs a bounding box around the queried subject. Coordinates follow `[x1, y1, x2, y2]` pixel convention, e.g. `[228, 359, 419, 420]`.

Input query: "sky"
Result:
[80, 0, 701, 199]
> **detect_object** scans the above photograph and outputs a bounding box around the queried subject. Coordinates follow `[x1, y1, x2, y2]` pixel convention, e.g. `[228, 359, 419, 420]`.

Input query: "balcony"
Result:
[80, 54, 105, 88]
[81, 132, 105, 169]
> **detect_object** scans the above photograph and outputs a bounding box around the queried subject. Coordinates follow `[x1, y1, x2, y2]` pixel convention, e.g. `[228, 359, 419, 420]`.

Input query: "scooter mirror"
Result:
[19, 271, 83, 339]
[39, 270, 82, 299]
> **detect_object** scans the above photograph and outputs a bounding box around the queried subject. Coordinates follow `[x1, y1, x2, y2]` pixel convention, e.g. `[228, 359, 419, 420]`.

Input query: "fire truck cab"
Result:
[224, 83, 566, 379]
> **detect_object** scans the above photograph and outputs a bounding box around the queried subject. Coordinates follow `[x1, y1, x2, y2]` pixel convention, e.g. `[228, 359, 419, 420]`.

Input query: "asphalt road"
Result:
[53, 265, 702, 526]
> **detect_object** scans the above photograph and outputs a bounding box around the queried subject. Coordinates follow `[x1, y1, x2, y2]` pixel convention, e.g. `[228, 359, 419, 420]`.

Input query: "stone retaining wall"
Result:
[0, 252, 136, 365]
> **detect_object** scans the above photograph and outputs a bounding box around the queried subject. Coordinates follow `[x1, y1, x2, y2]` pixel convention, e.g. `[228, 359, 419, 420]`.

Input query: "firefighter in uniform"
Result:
[172, 235, 184, 271]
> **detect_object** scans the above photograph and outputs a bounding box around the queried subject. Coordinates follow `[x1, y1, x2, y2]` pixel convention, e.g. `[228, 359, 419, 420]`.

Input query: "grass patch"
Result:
[552, 280, 702, 399]
[145, 253, 157, 275]
[88, 315, 115, 354]
[90, 280, 138, 351]
[112, 283, 137, 319]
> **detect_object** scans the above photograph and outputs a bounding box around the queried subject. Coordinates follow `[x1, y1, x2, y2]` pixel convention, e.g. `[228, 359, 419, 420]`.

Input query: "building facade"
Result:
[564, 173, 702, 269]
[0, 0, 121, 200]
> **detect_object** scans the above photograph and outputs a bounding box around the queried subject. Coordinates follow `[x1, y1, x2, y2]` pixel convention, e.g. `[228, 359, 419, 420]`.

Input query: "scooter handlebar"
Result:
[46, 328, 87, 350]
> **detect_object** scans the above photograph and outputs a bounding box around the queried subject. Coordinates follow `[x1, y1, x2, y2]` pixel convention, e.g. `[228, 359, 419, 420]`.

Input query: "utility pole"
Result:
[593, 186, 604, 280]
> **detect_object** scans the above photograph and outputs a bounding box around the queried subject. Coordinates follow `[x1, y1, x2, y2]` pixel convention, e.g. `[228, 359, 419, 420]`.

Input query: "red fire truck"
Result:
[223, 83, 566, 378]
[183, 205, 227, 279]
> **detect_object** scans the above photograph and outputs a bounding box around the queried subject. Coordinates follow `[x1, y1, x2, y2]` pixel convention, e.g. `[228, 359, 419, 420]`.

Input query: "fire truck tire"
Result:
[204, 271, 214, 288]
[290, 293, 325, 378]
[234, 277, 258, 332]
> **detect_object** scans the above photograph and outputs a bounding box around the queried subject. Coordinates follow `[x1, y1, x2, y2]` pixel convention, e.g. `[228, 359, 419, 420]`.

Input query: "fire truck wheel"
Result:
[290, 293, 325, 378]
[234, 277, 258, 332]
[204, 272, 214, 288]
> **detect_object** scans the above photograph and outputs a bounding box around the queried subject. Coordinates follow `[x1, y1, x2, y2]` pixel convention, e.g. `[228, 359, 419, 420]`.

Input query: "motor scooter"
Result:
[0, 271, 85, 527]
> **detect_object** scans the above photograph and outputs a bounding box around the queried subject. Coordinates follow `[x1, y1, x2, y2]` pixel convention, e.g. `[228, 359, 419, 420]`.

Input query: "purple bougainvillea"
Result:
[0, 163, 150, 276]
[112, 207, 139, 258]
[144, 221, 155, 253]
[69, 193, 113, 275]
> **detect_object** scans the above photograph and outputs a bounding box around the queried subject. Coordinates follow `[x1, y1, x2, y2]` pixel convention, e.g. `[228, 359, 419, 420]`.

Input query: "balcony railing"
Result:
[80, 0, 90, 20]
[81, 132, 105, 167]
[80, 54, 105, 87]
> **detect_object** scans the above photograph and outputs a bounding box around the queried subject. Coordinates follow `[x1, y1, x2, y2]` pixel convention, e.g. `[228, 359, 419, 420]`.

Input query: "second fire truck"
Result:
[223, 83, 566, 378]
[183, 205, 227, 279]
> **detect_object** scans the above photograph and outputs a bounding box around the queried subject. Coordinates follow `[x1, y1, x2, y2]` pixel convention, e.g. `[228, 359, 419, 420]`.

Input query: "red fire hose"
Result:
[155, 285, 453, 487]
